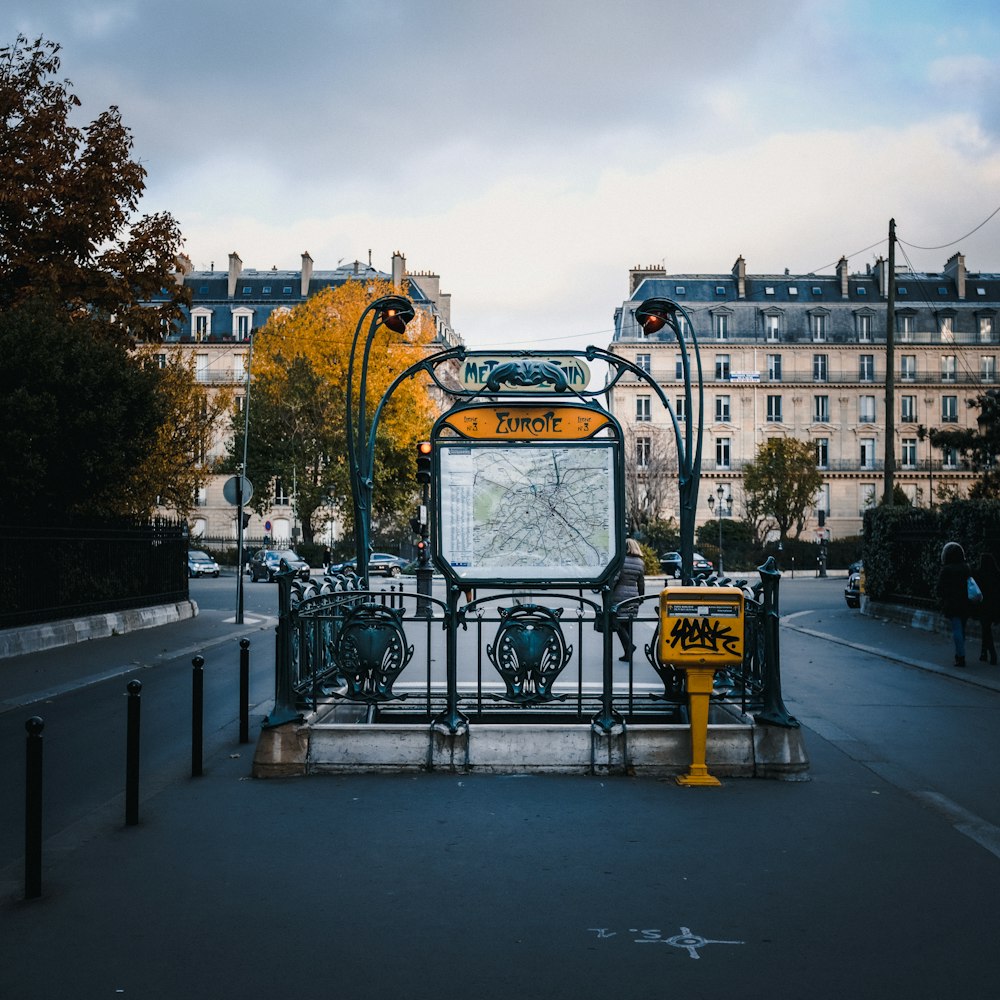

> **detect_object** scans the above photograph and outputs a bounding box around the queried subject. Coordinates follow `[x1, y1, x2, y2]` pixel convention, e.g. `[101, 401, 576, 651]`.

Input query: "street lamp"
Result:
[634, 297, 704, 583]
[706, 483, 725, 576]
[346, 294, 416, 587]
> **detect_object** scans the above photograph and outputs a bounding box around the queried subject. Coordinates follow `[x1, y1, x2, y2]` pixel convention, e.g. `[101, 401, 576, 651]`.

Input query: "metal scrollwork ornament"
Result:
[332, 603, 413, 703]
[487, 604, 572, 703]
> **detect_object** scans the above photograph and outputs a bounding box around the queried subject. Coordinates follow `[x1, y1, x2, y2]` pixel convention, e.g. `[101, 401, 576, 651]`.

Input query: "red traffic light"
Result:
[416, 441, 432, 483]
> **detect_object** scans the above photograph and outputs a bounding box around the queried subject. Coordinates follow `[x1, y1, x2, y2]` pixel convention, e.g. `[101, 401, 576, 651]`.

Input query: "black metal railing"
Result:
[0, 520, 189, 629]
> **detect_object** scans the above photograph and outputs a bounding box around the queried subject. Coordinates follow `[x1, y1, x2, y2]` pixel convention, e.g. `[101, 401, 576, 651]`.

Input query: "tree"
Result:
[623, 424, 678, 540]
[742, 437, 824, 543]
[0, 299, 161, 521]
[0, 36, 188, 340]
[229, 280, 437, 545]
[929, 389, 1000, 499]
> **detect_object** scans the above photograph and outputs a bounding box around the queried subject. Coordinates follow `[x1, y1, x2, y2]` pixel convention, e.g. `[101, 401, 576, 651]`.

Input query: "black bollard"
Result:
[239, 638, 250, 744]
[192, 654, 204, 777]
[125, 680, 142, 826]
[24, 716, 44, 900]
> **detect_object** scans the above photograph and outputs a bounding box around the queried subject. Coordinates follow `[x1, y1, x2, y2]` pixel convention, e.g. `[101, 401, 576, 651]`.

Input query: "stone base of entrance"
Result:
[252, 707, 809, 780]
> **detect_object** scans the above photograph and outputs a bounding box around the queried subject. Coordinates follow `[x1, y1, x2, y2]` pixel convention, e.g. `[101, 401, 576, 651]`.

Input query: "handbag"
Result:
[968, 576, 984, 603]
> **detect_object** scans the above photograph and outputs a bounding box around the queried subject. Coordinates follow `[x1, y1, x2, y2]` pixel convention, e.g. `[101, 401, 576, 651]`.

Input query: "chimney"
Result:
[300, 251, 313, 297]
[227, 252, 242, 298]
[628, 264, 666, 296]
[732, 256, 746, 299]
[391, 251, 406, 290]
[836, 256, 849, 298]
[944, 252, 966, 300]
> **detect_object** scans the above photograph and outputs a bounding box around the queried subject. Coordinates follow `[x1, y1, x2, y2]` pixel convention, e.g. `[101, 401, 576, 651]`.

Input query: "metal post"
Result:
[592, 589, 624, 734]
[125, 680, 142, 825]
[432, 586, 469, 734]
[753, 557, 799, 728]
[192, 655, 204, 777]
[239, 638, 250, 743]
[24, 716, 44, 900]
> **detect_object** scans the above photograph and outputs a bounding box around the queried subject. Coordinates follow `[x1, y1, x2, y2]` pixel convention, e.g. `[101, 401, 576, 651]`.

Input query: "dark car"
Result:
[249, 548, 311, 582]
[187, 550, 220, 578]
[659, 551, 713, 578]
[845, 563, 863, 608]
[330, 552, 407, 577]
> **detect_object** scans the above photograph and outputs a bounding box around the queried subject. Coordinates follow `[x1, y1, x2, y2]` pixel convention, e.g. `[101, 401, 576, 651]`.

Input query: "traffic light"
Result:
[241, 511, 251, 529]
[416, 440, 432, 483]
[818, 509, 826, 528]
[416, 538, 428, 565]
[410, 516, 422, 535]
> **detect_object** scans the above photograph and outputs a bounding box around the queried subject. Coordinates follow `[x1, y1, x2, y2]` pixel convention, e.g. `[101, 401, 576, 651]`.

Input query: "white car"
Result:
[187, 550, 220, 578]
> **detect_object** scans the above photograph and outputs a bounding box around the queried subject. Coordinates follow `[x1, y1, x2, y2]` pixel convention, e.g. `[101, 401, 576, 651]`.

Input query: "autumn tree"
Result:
[229, 280, 437, 545]
[741, 437, 824, 543]
[0, 35, 188, 339]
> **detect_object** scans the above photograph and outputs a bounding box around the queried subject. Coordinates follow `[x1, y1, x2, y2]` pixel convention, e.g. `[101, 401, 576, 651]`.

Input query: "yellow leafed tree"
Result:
[230, 279, 437, 545]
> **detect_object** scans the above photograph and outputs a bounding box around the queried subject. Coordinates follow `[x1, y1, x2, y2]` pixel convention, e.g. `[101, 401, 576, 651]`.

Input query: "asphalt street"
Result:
[2, 573, 1000, 999]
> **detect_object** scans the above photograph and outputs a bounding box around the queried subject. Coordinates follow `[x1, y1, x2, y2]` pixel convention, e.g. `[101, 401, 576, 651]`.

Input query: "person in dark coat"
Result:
[974, 552, 1000, 664]
[938, 541, 972, 667]
[612, 538, 646, 660]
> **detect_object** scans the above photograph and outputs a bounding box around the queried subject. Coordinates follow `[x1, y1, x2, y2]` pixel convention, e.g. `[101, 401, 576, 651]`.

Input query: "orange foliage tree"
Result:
[229, 279, 436, 546]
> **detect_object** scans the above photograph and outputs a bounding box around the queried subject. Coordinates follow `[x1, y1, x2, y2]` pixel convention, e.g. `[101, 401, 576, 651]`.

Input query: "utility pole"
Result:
[882, 218, 896, 506]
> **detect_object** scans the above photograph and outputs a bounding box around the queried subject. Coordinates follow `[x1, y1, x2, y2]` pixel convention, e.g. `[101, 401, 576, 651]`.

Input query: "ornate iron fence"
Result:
[267, 558, 795, 732]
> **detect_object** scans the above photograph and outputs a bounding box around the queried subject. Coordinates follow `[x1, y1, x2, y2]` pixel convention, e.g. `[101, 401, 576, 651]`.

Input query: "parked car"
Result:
[658, 551, 713, 578]
[187, 550, 220, 578]
[845, 563, 863, 608]
[330, 552, 408, 577]
[249, 548, 311, 582]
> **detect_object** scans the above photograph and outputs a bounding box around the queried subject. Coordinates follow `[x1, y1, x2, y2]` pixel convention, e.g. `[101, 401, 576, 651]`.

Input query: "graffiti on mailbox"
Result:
[665, 609, 740, 658]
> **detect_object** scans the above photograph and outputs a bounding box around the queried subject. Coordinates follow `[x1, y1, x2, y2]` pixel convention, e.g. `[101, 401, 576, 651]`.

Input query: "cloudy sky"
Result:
[7, 0, 1000, 349]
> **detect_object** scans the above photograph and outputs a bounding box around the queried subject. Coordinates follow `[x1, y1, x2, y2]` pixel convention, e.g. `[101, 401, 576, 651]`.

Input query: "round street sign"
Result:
[223, 475, 254, 505]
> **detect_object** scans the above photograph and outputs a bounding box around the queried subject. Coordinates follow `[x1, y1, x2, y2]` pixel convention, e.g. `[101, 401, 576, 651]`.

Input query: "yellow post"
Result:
[676, 666, 721, 786]
[658, 586, 745, 788]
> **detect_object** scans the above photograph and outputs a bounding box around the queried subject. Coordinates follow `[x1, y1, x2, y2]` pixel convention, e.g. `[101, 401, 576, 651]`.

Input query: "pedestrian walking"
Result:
[974, 552, 1000, 664]
[938, 541, 973, 667]
[612, 538, 645, 661]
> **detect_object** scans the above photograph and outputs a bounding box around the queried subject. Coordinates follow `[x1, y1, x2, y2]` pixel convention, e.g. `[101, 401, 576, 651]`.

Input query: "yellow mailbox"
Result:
[658, 586, 745, 787]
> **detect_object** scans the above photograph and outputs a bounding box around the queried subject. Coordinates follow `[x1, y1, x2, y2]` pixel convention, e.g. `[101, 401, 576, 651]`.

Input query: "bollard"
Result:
[192, 654, 204, 777]
[125, 680, 142, 826]
[239, 638, 250, 744]
[24, 716, 44, 900]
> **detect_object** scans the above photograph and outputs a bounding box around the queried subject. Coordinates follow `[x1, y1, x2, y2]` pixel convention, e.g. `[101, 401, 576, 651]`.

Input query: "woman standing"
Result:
[938, 541, 972, 667]
[974, 552, 1000, 664]
[612, 538, 646, 661]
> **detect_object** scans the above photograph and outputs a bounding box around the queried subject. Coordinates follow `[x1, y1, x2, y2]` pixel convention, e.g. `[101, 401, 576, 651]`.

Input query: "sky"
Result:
[6, 0, 1000, 350]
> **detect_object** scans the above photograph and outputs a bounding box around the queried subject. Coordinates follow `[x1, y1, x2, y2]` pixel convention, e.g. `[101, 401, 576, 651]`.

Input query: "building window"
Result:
[235, 313, 251, 340]
[980, 316, 994, 342]
[192, 310, 211, 341]
[941, 355, 957, 382]
[902, 438, 917, 468]
[636, 395, 651, 422]
[813, 354, 828, 381]
[196, 487, 208, 508]
[716, 437, 731, 469]
[942, 445, 959, 468]
[859, 354, 875, 381]
[942, 395, 958, 422]
[813, 395, 830, 423]
[766, 395, 782, 422]
[156, 353, 167, 369]
[765, 314, 780, 342]
[714, 313, 730, 341]
[635, 436, 651, 469]
[857, 314, 873, 342]
[715, 355, 731, 380]
[859, 395, 876, 423]
[901, 395, 917, 423]
[636, 352, 651, 374]
[233, 353, 246, 382]
[815, 438, 829, 469]
[900, 354, 916, 380]
[940, 315, 954, 342]
[195, 353, 209, 382]
[675, 396, 687, 422]
[898, 315, 914, 342]
[810, 314, 828, 342]
[817, 483, 830, 517]
[715, 395, 731, 423]
[274, 479, 291, 506]
[674, 354, 684, 379]
[982, 356, 996, 382]
[767, 354, 782, 381]
[860, 438, 876, 469]
[860, 483, 877, 512]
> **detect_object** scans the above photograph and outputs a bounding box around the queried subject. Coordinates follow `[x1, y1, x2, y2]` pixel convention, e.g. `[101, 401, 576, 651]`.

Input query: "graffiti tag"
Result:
[667, 616, 740, 656]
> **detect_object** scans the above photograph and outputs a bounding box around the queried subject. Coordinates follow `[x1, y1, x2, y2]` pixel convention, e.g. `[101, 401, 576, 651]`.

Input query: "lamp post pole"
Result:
[345, 295, 415, 588]
[236, 328, 255, 625]
[716, 483, 725, 576]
